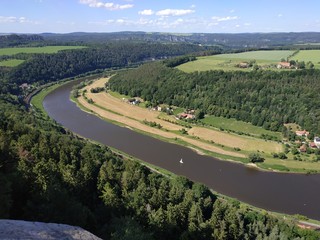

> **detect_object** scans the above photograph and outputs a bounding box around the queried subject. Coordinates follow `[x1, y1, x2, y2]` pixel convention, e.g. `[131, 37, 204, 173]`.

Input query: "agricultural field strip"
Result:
[189, 127, 282, 153]
[213, 50, 295, 61]
[79, 79, 245, 158]
[178, 50, 320, 72]
[293, 50, 320, 64]
[0, 46, 85, 56]
[81, 78, 281, 155]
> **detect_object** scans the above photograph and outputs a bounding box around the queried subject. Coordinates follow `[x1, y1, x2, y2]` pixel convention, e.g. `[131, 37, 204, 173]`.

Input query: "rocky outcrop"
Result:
[0, 220, 101, 240]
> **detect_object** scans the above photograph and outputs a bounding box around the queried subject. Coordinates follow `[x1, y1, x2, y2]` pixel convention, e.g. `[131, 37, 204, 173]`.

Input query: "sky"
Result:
[1, 0, 320, 34]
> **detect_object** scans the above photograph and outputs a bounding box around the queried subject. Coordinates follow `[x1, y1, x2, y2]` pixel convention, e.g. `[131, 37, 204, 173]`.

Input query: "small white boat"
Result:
[180, 158, 183, 164]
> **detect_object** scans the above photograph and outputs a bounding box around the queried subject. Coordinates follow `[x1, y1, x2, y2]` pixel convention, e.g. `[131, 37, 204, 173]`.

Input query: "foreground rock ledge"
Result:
[0, 220, 101, 240]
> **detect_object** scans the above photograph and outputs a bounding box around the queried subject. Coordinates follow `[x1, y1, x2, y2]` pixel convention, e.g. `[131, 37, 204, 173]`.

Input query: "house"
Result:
[19, 83, 30, 90]
[309, 142, 317, 148]
[238, 62, 249, 68]
[128, 98, 140, 105]
[277, 62, 291, 69]
[314, 137, 320, 148]
[152, 106, 162, 112]
[299, 144, 307, 153]
[178, 113, 195, 120]
[295, 130, 310, 137]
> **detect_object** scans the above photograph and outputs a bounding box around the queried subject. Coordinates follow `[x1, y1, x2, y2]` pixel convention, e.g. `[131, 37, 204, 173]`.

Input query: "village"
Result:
[294, 129, 320, 153]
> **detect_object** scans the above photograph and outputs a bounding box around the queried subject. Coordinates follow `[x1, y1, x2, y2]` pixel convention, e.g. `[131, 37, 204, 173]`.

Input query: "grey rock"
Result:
[0, 220, 102, 240]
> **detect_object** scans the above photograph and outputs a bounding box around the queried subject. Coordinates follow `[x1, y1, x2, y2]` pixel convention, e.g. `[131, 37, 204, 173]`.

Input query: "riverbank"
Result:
[75, 77, 320, 174]
[35, 77, 320, 223]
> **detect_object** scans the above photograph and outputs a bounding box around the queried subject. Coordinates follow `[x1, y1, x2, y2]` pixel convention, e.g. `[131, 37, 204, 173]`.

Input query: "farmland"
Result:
[73, 77, 320, 172]
[0, 46, 86, 67]
[293, 50, 320, 68]
[178, 50, 320, 72]
[0, 46, 85, 56]
[201, 115, 282, 140]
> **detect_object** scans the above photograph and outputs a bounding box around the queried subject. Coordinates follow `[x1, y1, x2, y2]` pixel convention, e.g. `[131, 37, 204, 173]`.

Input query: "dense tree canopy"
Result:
[0, 91, 318, 239]
[6, 42, 208, 85]
[109, 62, 320, 134]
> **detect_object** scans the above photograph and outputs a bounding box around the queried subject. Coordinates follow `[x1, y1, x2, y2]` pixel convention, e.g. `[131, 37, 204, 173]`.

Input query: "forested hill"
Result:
[6, 42, 211, 85]
[41, 32, 320, 48]
[109, 62, 320, 135]
[0, 34, 45, 48]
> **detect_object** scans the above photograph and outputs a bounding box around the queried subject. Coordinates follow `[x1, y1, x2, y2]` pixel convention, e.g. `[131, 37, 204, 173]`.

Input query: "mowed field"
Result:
[201, 116, 282, 140]
[178, 50, 320, 72]
[293, 50, 320, 68]
[77, 78, 285, 159]
[0, 46, 85, 67]
[177, 50, 295, 72]
[214, 50, 294, 61]
[78, 79, 245, 158]
[0, 46, 85, 56]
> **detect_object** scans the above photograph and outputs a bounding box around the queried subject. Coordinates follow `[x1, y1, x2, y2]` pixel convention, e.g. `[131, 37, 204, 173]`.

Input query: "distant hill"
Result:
[0, 34, 44, 47]
[2, 32, 320, 49]
[40, 31, 320, 48]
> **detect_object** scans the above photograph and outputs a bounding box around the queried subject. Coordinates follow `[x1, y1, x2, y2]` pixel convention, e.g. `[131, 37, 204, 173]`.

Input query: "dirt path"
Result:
[78, 78, 245, 158]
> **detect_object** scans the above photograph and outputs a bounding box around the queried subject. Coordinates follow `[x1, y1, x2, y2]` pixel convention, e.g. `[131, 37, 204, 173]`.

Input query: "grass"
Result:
[214, 50, 294, 61]
[0, 46, 85, 56]
[31, 83, 62, 114]
[177, 50, 296, 72]
[260, 156, 320, 172]
[292, 50, 320, 68]
[202, 115, 282, 140]
[0, 59, 25, 67]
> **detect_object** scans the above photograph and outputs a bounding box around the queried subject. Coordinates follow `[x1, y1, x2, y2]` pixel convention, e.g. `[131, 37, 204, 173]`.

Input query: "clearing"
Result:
[177, 50, 295, 72]
[0, 46, 85, 56]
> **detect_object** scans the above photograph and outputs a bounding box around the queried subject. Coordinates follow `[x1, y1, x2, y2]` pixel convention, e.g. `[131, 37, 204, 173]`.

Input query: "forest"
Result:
[109, 62, 320, 135]
[1, 36, 320, 239]
[2, 42, 211, 86]
[1, 92, 320, 239]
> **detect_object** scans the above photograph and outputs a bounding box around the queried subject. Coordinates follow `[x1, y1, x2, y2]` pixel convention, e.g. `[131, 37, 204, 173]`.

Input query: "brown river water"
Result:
[43, 80, 320, 220]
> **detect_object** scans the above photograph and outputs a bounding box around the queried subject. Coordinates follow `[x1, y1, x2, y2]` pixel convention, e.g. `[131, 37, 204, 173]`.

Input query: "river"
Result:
[43, 80, 320, 220]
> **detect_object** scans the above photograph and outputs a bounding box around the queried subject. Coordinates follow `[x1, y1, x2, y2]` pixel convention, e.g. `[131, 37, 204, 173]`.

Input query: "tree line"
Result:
[109, 62, 320, 135]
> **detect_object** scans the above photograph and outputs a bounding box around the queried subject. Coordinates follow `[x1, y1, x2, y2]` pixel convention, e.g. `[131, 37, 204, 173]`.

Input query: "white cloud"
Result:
[138, 9, 154, 16]
[212, 16, 239, 22]
[278, 14, 283, 17]
[79, 0, 133, 10]
[230, 9, 235, 13]
[0, 16, 38, 24]
[156, 9, 195, 17]
[0, 16, 17, 23]
[190, 4, 196, 9]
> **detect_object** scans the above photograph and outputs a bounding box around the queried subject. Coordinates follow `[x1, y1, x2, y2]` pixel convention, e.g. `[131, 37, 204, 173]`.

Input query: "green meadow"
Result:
[214, 50, 294, 61]
[0, 59, 25, 67]
[201, 115, 282, 140]
[0, 46, 85, 56]
[0, 46, 85, 67]
[293, 50, 320, 68]
[178, 50, 295, 72]
[177, 49, 320, 72]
